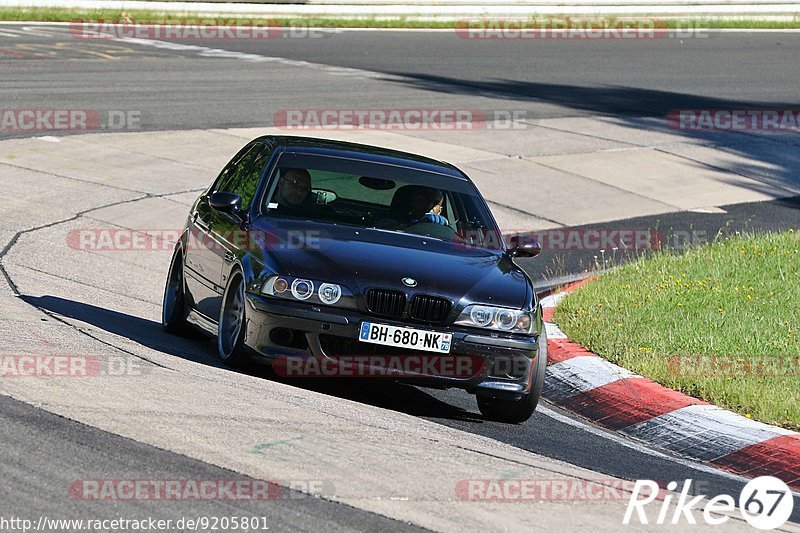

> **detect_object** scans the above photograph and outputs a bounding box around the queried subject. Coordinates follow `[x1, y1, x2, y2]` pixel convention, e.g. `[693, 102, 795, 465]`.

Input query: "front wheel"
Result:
[217, 272, 249, 367]
[162, 247, 191, 335]
[477, 328, 548, 423]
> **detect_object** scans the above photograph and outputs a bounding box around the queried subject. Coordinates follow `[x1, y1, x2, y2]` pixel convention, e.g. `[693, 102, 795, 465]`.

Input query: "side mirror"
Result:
[208, 192, 245, 224]
[209, 191, 242, 213]
[507, 240, 541, 258]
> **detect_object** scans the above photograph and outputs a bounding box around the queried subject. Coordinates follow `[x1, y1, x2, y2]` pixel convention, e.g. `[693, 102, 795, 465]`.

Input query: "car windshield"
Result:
[261, 152, 505, 249]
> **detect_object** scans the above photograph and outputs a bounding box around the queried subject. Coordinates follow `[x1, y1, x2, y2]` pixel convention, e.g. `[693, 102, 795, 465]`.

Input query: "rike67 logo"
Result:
[624, 477, 794, 529]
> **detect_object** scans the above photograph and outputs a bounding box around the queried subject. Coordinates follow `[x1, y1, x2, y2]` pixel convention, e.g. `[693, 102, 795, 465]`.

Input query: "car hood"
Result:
[251, 219, 531, 309]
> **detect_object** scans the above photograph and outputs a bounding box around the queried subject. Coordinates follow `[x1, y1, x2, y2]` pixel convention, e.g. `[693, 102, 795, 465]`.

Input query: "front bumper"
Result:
[244, 293, 543, 399]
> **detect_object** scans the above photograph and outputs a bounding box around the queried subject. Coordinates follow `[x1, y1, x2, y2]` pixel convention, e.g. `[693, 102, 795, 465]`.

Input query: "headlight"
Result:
[455, 304, 534, 334]
[318, 283, 341, 305]
[262, 275, 354, 308]
[291, 279, 314, 300]
[496, 309, 518, 330]
[470, 306, 494, 327]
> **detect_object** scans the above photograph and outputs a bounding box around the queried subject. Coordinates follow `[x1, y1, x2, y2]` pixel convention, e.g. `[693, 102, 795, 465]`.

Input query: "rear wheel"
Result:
[477, 328, 548, 423]
[162, 247, 191, 335]
[217, 273, 248, 367]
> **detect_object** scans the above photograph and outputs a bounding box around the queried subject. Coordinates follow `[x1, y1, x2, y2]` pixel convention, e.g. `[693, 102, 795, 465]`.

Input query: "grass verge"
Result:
[0, 8, 799, 29]
[554, 230, 800, 430]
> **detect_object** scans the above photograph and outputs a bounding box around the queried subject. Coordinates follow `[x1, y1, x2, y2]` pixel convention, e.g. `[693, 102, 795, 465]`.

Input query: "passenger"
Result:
[424, 193, 449, 226]
[405, 187, 449, 227]
[378, 185, 450, 229]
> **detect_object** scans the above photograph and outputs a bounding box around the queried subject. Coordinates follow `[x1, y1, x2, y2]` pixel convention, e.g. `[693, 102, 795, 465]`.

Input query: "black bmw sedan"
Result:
[162, 135, 546, 423]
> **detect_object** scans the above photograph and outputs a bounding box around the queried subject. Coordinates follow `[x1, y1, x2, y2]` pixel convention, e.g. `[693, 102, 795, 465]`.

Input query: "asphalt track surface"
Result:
[1, 23, 800, 528]
[1, 25, 800, 133]
[0, 394, 427, 532]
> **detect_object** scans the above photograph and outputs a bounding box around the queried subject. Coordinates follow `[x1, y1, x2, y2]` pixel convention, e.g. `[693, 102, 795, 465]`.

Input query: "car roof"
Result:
[255, 135, 469, 181]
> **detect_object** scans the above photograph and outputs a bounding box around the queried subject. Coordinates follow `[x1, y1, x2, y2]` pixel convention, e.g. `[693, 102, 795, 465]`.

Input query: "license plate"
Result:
[358, 322, 452, 353]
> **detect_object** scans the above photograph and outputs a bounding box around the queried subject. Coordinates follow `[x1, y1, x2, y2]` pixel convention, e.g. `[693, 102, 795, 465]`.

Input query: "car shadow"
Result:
[23, 294, 484, 423]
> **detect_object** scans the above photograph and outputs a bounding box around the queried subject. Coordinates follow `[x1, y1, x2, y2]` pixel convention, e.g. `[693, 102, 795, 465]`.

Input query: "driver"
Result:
[275, 168, 312, 208]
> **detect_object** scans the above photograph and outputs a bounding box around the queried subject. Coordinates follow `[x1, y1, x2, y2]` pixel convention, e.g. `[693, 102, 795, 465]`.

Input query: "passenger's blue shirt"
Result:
[418, 213, 449, 226]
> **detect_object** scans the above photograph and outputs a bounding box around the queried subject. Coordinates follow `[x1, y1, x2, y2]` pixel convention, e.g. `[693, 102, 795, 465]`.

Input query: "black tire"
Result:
[162, 247, 192, 335]
[477, 328, 548, 424]
[217, 272, 249, 367]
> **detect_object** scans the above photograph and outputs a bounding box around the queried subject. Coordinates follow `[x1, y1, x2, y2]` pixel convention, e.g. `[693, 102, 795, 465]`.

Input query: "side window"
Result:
[212, 145, 252, 193]
[216, 143, 272, 210]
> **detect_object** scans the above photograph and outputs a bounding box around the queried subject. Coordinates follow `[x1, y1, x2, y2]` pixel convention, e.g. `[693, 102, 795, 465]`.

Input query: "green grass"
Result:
[554, 230, 800, 430]
[1, 8, 800, 29]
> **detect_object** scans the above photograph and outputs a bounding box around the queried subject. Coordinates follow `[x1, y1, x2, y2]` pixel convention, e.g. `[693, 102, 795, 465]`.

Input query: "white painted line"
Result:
[20, 25, 62, 37]
[117, 36, 396, 81]
[0, 21, 72, 25]
[622, 404, 798, 461]
[545, 355, 640, 403]
[688, 206, 727, 213]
